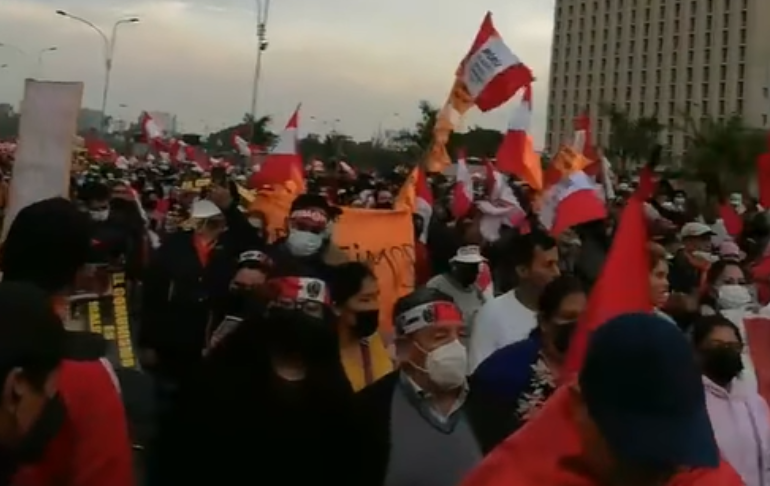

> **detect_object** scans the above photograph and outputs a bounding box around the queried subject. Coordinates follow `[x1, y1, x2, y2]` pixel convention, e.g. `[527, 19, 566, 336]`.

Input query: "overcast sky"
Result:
[0, 0, 554, 146]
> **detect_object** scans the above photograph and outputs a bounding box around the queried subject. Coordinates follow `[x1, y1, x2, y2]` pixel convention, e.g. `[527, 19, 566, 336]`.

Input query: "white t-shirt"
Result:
[468, 289, 537, 372]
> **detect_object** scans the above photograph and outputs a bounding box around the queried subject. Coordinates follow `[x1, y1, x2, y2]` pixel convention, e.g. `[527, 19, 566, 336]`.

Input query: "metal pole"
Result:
[248, 0, 271, 143]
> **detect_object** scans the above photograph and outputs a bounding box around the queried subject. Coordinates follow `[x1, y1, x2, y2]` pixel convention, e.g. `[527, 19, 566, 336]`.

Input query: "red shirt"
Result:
[461, 386, 742, 486]
[13, 360, 134, 486]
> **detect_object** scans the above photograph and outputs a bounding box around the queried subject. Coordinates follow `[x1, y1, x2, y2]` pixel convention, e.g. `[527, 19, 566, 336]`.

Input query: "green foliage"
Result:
[599, 103, 664, 169]
[677, 113, 767, 193]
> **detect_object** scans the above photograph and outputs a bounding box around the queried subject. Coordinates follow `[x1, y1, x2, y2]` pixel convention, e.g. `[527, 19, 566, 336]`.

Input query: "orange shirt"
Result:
[193, 235, 215, 267]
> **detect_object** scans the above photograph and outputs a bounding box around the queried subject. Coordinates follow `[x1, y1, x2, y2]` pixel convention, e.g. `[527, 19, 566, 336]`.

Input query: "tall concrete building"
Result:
[545, 0, 770, 157]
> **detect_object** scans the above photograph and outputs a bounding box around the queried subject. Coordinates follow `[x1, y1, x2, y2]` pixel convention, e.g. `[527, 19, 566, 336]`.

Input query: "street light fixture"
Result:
[55, 10, 139, 133]
[248, 0, 271, 143]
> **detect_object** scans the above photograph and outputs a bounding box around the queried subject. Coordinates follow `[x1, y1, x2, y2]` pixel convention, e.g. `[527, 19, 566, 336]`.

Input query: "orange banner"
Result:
[250, 195, 415, 333]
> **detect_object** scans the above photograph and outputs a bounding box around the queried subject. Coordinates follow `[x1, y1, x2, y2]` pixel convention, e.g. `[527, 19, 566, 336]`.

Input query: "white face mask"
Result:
[673, 197, 686, 208]
[692, 250, 719, 263]
[717, 284, 753, 310]
[90, 209, 110, 222]
[286, 229, 324, 257]
[248, 217, 263, 229]
[419, 340, 467, 390]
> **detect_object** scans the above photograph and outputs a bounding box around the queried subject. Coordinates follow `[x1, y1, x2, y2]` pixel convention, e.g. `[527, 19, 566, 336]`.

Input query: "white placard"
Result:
[2, 80, 83, 240]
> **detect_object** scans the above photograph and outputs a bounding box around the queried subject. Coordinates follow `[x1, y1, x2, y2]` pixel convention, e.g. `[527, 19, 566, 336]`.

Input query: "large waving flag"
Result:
[249, 104, 304, 190]
[561, 191, 652, 380]
[426, 12, 534, 172]
[538, 170, 607, 236]
[495, 85, 542, 190]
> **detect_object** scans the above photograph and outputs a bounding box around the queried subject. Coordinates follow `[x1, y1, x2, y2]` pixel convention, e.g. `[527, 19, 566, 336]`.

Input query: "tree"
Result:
[599, 103, 664, 171]
[391, 100, 439, 158]
[677, 113, 767, 193]
[204, 113, 276, 153]
[0, 108, 19, 140]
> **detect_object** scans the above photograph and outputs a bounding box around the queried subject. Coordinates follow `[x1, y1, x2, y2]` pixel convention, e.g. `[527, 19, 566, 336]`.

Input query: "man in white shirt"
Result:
[468, 230, 560, 371]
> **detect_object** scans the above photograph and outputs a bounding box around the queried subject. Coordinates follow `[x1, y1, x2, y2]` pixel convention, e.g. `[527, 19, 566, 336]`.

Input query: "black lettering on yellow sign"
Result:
[110, 272, 136, 368]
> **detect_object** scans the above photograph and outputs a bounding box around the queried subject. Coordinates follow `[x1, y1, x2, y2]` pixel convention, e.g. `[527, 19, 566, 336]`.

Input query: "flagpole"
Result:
[248, 0, 271, 143]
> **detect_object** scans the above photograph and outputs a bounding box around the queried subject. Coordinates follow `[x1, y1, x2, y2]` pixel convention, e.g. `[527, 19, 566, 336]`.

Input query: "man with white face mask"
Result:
[352, 288, 514, 486]
[267, 194, 345, 283]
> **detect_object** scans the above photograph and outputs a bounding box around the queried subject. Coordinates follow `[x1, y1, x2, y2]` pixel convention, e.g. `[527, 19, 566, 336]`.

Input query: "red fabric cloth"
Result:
[751, 255, 770, 305]
[461, 386, 743, 486]
[13, 360, 134, 486]
[414, 241, 432, 286]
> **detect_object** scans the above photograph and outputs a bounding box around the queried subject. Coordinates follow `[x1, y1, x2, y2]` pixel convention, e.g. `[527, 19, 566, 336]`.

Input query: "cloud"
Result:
[0, 0, 553, 146]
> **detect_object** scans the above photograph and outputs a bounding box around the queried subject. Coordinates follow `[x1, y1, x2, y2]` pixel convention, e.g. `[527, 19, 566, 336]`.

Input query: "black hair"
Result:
[510, 227, 557, 269]
[690, 314, 742, 348]
[1, 198, 91, 294]
[538, 274, 585, 321]
[328, 262, 375, 306]
[393, 287, 454, 321]
[705, 259, 745, 287]
[0, 282, 65, 389]
[80, 182, 111, 203]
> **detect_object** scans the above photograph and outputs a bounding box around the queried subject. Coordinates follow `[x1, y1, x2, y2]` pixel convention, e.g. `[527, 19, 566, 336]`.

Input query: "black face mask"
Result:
[353, 310, 379, 339]
[454, 267, 479, 287]
[551, 320, 578, 354]
[0, 394, 66, 471]
[266, 308, 337, 361]
[702, 347, 744, 385]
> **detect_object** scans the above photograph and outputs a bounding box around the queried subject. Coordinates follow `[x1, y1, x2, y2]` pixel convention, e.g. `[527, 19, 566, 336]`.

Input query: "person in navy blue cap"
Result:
[578, 312, 720, 482]
[460, 312, 743, 486]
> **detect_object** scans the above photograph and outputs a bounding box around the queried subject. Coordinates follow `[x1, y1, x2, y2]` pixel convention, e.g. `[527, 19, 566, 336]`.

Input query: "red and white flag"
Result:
[456, 12, 534, 113]
[249, 104, 304, 189]
[477, 159, 526, 241]
[232, 133, 252, 157]
[140, 112, 163, 143]
[451, 150, 474, 220]
[538, 170, 607, 235]
[414, 167, 433, 244]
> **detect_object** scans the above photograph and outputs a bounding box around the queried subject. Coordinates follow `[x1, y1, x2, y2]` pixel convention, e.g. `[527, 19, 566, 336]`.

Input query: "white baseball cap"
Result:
[190, 199, 222, 219]
[680, 222, 715, 238]
[450, 245, 485, 264]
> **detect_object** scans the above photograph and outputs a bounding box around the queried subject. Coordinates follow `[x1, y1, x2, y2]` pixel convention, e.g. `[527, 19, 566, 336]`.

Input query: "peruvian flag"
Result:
[451, 150, 474, 220]
[538, 170, 607, 236]
[249, 104, 303, 189]
[495, 85, 541, 189]
[140, 112, 164, 146]
[573, 112, 600, 175]
[169, 139, 195, 164]
[477, 159, 526, 242]
[232, 132, 253, 157]
[457, 12, 534, 112]
[414, 166, 433, 244]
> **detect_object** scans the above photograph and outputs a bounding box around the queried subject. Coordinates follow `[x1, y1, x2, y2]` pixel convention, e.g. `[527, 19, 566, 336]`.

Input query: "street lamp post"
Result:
[55, 10, 139, 133]
[248, 0, 271, 143]
[36, 47, 58, 76]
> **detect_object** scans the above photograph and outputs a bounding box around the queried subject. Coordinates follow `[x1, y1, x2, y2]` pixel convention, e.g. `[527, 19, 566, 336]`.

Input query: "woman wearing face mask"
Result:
[700, 259, 755, 315]
[471, 275, 587, 427]
[329, 262, 393, 391]
[181, 273, 357, 486]
[352, 288, 515, 486]
[692, 315, 770, 486]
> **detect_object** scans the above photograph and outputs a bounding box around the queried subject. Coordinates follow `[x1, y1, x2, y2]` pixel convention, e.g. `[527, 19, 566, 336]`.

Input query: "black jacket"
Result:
[352, 371, 516, 486]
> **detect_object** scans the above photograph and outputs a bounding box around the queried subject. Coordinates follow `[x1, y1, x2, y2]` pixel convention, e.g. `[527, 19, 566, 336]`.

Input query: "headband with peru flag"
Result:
[395, 301, 463, 336]
[266, 277, 331, 305]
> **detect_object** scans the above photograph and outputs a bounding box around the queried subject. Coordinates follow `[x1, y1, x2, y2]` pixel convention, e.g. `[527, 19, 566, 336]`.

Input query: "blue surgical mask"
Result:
[286, 230, 323, 257]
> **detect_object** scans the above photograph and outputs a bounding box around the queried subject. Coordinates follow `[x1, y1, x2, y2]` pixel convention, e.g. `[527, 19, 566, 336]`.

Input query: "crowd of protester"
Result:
[0, 153, 769, 486]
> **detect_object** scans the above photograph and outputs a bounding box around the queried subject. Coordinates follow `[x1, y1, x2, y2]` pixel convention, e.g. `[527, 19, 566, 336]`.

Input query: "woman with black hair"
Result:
[691, 315, 770, 486]
[470, 274, 587, 427]
[178, 271, 357, 486]
[330, 262, 393, 392]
